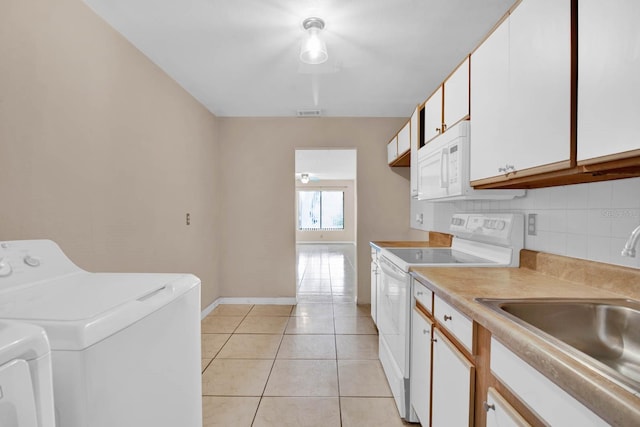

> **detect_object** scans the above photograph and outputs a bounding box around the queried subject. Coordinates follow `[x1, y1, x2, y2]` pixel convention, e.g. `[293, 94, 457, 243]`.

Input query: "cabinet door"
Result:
[397, 121, 411, 156]
[485, 387, 530, 427]
[423, 86, 443, 144]
[410, 308, 433, 425]
[470, 17, 509, 182]
[431, 328, 475, 427]
[507, 0, 571, 173]
[471, 0, 571, 183]
[410, 107, 419, 197]
[444, 57, 470, 130]
[387, 136, 398, 164]
[578, 0, 640, 164]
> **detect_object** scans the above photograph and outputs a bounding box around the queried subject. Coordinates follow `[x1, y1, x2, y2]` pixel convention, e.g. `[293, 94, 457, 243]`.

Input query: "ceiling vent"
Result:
[297, 109, 322, 118]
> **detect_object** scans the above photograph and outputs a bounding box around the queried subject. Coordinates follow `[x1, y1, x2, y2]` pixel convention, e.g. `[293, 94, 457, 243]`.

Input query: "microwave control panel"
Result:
[449, 145, 459, 185]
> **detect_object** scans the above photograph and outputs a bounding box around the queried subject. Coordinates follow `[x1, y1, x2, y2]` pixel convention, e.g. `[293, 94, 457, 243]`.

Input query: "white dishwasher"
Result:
[0, 240, 202, 427]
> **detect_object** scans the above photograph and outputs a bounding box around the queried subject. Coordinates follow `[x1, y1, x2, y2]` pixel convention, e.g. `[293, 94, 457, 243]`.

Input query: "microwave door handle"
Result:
[440, 148, 449, 188]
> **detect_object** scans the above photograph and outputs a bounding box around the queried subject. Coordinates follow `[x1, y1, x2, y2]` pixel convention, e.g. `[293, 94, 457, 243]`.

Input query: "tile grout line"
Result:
[249, 312, 287, 427]
[332, 301, 345, 427]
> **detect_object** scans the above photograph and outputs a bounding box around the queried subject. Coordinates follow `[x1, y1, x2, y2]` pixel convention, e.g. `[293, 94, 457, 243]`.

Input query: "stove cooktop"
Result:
[385, 247, 494, 265]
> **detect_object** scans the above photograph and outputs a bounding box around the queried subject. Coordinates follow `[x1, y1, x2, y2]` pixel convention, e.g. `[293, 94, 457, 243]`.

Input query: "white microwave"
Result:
[417, 121, 525, 201]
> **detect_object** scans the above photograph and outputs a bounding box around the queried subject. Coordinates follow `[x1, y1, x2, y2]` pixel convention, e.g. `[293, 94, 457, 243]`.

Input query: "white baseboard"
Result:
[201, 297, 298, 319]
[296, 241, 356, 245]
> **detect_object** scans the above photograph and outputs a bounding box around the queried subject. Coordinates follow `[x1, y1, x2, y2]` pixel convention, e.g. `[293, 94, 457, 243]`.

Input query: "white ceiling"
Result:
[84, 0, 516, 117]
[295, 149, 356, 181]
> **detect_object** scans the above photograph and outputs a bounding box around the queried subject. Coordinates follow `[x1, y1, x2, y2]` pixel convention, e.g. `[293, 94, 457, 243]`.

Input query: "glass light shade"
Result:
[300, 28, 328, 65]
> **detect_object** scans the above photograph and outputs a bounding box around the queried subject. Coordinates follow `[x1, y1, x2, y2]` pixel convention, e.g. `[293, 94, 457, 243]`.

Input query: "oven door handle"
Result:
[379, 256, 408, 281]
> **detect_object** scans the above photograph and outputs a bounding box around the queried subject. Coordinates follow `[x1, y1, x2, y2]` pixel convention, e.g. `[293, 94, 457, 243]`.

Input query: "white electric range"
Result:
[376, 213, 524, 422]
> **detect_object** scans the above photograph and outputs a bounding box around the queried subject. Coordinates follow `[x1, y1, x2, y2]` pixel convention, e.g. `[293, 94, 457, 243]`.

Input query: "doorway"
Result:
[294, 149, 357, 303]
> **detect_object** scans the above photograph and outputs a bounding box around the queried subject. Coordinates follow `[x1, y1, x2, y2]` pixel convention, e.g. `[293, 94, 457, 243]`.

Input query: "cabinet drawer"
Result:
[434, 295, 472, 353]
[491, 338, 607, 426]
[413, 281, 432, 314]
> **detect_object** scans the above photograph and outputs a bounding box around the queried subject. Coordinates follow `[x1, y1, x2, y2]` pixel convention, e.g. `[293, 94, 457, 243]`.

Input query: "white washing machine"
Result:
[0, 240, 202, 427]
[0, 320, 55, 427]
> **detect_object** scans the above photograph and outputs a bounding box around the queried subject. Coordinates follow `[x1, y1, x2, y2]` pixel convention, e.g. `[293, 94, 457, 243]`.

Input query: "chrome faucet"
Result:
[621, 225, 640, 257]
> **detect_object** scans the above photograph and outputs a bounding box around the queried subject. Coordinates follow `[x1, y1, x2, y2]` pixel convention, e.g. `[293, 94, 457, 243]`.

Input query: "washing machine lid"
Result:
[0, 272, 200, 351]
[0, 321, 50, 363]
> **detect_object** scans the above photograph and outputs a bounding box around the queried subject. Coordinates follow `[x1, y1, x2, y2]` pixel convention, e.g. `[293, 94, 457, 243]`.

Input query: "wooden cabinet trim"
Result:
[476, 325, 547, 427]
[578, 150, 640, 167]
[415, 301, 431, 320]
[389, 149, 410, 167]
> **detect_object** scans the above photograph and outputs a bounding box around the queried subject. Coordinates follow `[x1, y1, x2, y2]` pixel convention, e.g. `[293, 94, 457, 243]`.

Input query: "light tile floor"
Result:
[201, 244, 412, 426]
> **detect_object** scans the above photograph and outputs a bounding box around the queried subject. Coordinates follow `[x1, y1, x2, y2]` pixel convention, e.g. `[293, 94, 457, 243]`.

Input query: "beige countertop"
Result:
[411, 264, 640, 426]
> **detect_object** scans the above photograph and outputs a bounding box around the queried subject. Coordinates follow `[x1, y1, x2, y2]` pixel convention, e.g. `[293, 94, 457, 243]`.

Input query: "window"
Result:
[298, 191, 344, 230]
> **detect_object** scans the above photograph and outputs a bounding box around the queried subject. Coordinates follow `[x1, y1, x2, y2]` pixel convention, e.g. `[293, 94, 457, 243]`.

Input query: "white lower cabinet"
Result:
[491, 338, 608, 426]
[410, 307, 432, 425]
[485, 387, 530, 427]
[432, 328, 475, 427]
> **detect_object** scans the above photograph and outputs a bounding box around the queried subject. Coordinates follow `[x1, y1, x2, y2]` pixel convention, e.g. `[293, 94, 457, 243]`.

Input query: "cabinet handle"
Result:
[435, 127, 441, 133]
[443, 315, 452, 322]
[498, 164, 516, 175]
[417, 291, 423, 296]
[442, 123, 447, 132]
[483, 402, 496, 412]
[431, 338, 438, 343]
[423, 329, 429, 335]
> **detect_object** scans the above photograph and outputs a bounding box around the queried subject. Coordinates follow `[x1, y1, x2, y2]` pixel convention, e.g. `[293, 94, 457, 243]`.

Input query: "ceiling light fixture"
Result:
[300, 17, 328, 65]
[300, 173, 310, 184]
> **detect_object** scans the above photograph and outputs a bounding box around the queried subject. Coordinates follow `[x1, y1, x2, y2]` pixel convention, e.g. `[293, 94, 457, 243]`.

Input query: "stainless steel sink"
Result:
[477, 298, 640, 393]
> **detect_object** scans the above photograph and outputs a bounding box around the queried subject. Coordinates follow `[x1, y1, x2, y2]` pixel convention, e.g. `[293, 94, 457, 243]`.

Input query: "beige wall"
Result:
[0, 0, 221, 308]
[218, 118, 427, 303]
[296, 180, 356, 243]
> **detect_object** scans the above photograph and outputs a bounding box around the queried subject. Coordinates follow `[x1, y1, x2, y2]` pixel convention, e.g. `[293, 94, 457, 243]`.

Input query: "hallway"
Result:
[296, 244, 357, 303]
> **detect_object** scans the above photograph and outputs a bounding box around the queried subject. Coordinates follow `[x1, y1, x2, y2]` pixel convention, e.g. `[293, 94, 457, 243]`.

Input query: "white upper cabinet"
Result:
[388, 119, 411, 166]
[387, 135, 398, 164]
[397, 121, 410, 156]
[443, 57, 470, 131]
[470, 18, 510, 182]
[578, 0, 640, 164]
[410, 107, 419, 197]
[423, 86, 443, 144]
[470, 0, 572, 183]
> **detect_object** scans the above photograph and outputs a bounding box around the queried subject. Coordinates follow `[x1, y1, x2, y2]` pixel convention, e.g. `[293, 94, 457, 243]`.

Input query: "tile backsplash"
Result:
[410, 177, 640, 269]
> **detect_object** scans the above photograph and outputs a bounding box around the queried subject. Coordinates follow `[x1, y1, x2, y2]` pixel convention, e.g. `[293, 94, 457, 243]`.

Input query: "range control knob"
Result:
[0, 258, 12, 277]
[24, 255, 41, 267]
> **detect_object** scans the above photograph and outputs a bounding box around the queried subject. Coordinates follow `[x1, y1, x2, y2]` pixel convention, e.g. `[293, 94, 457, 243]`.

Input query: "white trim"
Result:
[201, 297, 297, 319]
[200, 299, 220, 319]
[296, 241, 356, 245]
